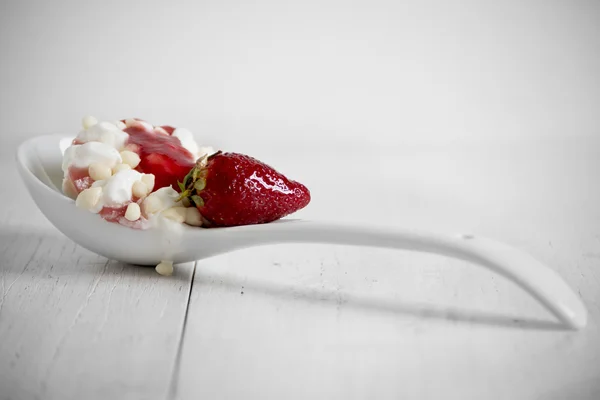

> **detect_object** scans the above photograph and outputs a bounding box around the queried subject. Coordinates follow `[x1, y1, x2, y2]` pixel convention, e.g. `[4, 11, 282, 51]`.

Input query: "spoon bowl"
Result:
[16, 134, 588, 330]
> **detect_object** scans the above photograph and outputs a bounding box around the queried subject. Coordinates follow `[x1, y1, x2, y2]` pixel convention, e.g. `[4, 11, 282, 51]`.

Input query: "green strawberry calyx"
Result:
[176, 150, 222, 206]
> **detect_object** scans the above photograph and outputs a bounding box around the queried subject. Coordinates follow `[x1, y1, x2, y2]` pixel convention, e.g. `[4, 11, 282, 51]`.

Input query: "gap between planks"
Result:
[167, 260, 198, 400]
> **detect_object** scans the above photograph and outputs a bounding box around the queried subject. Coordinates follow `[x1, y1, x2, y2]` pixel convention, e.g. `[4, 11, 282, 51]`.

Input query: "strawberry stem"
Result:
[175, 150, 222, 202]
[207, 150, 222, 161]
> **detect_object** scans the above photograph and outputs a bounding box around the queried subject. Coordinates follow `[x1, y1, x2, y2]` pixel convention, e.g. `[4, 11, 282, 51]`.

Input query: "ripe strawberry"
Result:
[178, 151, 311, 227]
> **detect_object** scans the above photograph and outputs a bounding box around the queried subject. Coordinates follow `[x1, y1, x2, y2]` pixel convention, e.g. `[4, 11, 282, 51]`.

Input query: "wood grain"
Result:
[3, 135, 600, 399]
[0, 140, 195, 400]
[175, 138, 600, 400]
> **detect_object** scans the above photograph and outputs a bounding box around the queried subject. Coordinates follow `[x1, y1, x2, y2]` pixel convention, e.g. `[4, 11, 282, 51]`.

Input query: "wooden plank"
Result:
[0, 142, 195, 400]
[174, 138, 600, 400]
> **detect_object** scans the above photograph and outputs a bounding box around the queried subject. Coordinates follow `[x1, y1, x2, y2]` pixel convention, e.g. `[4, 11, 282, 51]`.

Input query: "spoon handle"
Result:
[245, 220, 587, 329]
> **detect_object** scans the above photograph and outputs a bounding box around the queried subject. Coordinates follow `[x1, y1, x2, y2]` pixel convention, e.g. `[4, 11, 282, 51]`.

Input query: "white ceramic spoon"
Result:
[16, 134, 588, 330]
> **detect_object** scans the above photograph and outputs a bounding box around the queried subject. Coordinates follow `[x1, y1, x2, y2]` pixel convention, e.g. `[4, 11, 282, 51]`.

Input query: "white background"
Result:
[1, 0, 599, 152]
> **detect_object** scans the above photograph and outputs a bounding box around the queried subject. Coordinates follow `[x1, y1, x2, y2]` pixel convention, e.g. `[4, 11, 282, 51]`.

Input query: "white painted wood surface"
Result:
[2, 1, 599, 397]
[174, 137, 600, 400]
[0, 138, 195, 400]
[2, 136, 600, 399]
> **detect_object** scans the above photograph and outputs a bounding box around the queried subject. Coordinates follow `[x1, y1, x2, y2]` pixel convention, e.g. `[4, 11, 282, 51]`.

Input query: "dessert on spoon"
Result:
[63, 117, 311, 233]
[16, 117, 588, 330]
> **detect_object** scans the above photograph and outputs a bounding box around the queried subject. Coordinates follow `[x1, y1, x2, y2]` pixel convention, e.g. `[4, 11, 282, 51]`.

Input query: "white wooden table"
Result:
[1, 135, 599, 400]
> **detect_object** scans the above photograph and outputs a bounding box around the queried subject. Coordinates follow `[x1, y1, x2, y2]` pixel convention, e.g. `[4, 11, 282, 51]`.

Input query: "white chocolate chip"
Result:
[125, 118, 153, 131]
[139, 121, 154, 131]
[124, 143, 140, 153]
[155, 260, 174, 276]
[75, 187, 103, 211]
[119, 150, 141, 168]
[154, 126, 169, 135]
[88, 162, 112, 181]
[141, 174, 155, 192]
[161, 206, 187, 223]
[114, 120, 126, 130]
[142, 195, 163, 215]
[132, 181, 150, 199]
[124, 202, 141, 221]
[185, 207, 203, 226]
[112, 163, 132, 174]
[82, 115, 98, 129]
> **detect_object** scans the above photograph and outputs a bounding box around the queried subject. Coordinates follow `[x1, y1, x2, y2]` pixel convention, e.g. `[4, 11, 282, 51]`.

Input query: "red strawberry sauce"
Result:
[99, 205, 128, 222]
[124, 125, 196, 190]
[66, 119, 197, 228]
[68, 167, 94, 193]
[67, 121, 196, 195]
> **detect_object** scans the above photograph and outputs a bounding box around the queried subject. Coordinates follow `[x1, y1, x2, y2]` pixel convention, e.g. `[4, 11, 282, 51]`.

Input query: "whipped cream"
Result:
[142, 187, 183, 216]
[172, 128, 214, 159]
[62, 142, 122, 177]
[65, 116, 212, 247]
[172, 128, 199, 157]
[90, 169, 145, 211]
[77, 121, 129, 150]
